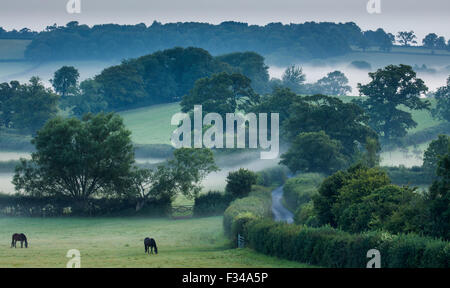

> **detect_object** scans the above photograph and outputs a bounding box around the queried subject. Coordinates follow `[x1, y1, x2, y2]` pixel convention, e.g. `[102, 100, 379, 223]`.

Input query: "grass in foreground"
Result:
[0, 216, 314, 268]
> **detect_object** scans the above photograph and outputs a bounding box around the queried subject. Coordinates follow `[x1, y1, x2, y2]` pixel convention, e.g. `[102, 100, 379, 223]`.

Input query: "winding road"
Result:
[271, 186, 294, 223]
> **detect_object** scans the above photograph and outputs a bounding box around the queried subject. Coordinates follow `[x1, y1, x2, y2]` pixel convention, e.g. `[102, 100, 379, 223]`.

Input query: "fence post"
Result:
[237, 233, 245, 248]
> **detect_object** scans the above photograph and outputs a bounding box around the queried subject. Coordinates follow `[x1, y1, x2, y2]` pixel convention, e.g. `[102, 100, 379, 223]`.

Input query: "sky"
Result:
[0, 0, 449, 41]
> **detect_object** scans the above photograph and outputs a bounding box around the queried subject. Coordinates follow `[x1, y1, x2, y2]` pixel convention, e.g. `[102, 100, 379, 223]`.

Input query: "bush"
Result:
[294, 201, 320, 227]
[0, 194, 170, 217]
[283, 173, 323, 211]
[223, 185, 272, 239]
[256, 166, 289, 187]
[193, 191, 233, 217]
[244, 219, 450, 268]
[225, 168, 258, 199]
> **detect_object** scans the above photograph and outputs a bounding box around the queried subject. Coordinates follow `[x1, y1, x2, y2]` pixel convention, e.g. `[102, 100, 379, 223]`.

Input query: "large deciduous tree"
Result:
[315, 70, 352, 96]
[128, 148, 218, 210]
[0, 77, 59, 133]
[423, 135, 450, 176]
[281, 65, 306, 94]
[426, 152, 450, 240]
[396, 31, 417, 47]
[280, 131, 348, 175]
[357, 64, 430, 142]
[284, 94, 377, 157]
[51, 66, 80, 98]
[13, 113, 134, 203]
[432, 76, 450, 123]
[181, 72, 259, 116]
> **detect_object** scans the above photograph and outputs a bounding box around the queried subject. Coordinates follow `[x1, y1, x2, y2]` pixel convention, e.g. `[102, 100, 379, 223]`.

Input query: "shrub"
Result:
[225, 168, 258, 199]
[283, 173, 323, 211]
[223, 185, 272, 238]
[0, 193, 170, 217]
[193, 191, 233, 217]
[244, 219, 449, 268]
[294, 201, 320, 227]
[256, 166, 289, 187]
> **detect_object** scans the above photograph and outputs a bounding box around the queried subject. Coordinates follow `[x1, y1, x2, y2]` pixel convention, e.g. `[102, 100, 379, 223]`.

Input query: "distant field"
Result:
[317, 49, 450, 71]
[0, 39, 31, 60]
[0, 217, 314, 268]
[351, 45, 450, 56]
[120, 102, 181, 145]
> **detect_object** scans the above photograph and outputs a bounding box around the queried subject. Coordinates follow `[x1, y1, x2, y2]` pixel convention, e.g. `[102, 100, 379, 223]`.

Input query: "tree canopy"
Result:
[23, 21, 372, 63]
[356, 64, 430, 142]
[0, 77, 59, 133]
[13, 113, 135, 201]
[283, 94, 377, 157]
[62, 47, 269, 112]
[432, 76, 450, 123]
[225, 168, 258, 199]
[180, 72, 259, 116]
[280, 131, 348, 175]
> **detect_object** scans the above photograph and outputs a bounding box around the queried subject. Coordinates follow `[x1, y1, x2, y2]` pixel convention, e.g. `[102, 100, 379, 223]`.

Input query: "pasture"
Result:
[120, 102, 181, 145]
[120, 98, 442, 145]
[0, 216, 314, 268]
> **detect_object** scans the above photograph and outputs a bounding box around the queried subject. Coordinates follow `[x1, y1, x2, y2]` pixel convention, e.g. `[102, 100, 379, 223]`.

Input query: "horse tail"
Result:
[154, 241, 158, 254]
[11, 234, 14, 247]
[23, 235, 28, 248]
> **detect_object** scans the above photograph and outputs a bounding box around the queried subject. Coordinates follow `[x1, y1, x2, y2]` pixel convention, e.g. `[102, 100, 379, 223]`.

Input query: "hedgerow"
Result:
[243, 220, 449, 268]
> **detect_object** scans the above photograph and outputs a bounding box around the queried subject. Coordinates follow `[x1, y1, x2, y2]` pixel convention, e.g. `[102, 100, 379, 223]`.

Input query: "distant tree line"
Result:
[21, 21, 384, 63]
[0, 27, 37, 39]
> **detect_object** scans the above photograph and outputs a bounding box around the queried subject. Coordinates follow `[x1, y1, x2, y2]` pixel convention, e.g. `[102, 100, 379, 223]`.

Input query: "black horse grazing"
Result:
[144, 237, 158, 255]
[11, 233, 28, 248]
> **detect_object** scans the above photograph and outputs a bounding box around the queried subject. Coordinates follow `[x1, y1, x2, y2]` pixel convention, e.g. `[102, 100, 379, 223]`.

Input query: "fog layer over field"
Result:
[0, 173, 15, 194]
[269, 62, 450, 94]
[0, 60, 118, 87]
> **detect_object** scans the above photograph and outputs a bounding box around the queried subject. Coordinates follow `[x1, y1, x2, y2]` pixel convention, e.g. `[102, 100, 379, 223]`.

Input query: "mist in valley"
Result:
[269, 61, 450, 94]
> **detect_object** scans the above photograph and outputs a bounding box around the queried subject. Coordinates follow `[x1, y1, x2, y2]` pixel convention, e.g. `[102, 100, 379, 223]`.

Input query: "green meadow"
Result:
[0, 216, 314, 268]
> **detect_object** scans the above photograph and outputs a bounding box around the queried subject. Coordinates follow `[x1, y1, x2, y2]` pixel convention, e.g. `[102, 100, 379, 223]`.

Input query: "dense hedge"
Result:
[193, 191, 234, 217]
[283, 173, 323, 212]
[223, 185, 272, 240]
[244, 220, 450, 268]
[0, 194, 170, 217]
[256, 166, 289, 187]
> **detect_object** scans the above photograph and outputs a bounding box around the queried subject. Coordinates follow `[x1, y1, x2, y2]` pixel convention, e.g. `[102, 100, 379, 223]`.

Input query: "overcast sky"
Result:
[0, 0, 449, 40]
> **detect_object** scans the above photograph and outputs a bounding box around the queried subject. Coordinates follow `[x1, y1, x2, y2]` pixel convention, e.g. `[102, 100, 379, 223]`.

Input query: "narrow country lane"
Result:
[271, 186, 294, 223]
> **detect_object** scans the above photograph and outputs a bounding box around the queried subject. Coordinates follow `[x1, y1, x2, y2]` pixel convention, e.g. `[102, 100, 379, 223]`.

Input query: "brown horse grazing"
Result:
[11, 233, 28, 248]
[144, 237, 158, 255]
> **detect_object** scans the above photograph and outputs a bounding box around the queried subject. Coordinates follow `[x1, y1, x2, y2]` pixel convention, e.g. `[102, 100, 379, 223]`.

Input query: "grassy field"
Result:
[120, 102, 181, 145]
[120, 98, 441, 145]
[0, 39, 31, 60]
[0, 216, 314, 268]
